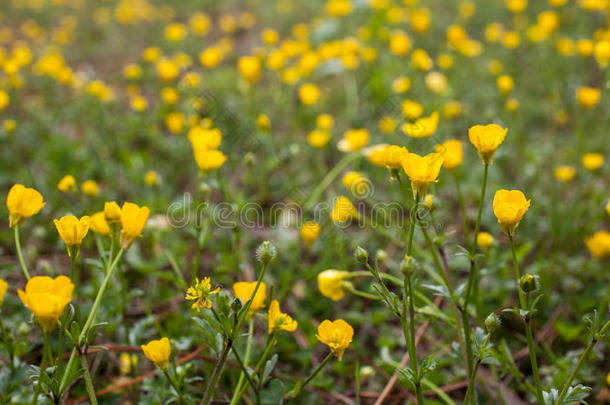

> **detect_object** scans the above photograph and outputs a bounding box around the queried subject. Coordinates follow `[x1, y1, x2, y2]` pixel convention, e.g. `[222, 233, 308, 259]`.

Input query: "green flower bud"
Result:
[356, 246, 369, 264]
[401, 255, 417, 277]
[256, 241, 277, 264]
[485, 313, 500, 333]
[519, 274, 537, 293]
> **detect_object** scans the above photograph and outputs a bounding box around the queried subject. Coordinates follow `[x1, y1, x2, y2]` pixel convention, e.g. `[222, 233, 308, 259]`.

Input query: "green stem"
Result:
[463, 335, 491, 404]
[14, 225, 30, 279]
[349, 288, 380, 300]
[304, 153, 360, 211]
[555, 319, 610, 405]
[69, 254, 78, 293]
[295, 351, 333, 398]
[462, 163, 489, 379]
[230, 320, 254, 405]
[201, 339, 233, 405]
[80, 355, 98, 405]
[33, 333, 51, 405]
[164, 369, 188, 405]
[508, 237, 526, 308]
[452, 171, 470, 243]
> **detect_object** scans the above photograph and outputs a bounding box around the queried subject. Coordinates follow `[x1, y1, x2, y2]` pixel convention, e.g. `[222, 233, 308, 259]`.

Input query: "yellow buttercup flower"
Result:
[6, 184, 45, 227]
[267, 300, 298, 334]
[120, 202, 150, 249]
[389, 31, 411, 55]
[477, 232, 495, 249]
[316, 319, 353, 359]
[316, 113, 334, 130]
[402, 111, 439, 138]
[576, 86, 601, 109]
[54, 215, 90, 246]
[257, 114, 271, 131]
[435, 140, 463, 170]
[188, 126, 222, 150]
[300, 221, 321, 247]
[402, 100, 423, 119]
[120, 353, 139, 375]
[584, 231, 610, 259]
[492, 190, 531, 236]
[141, 337, 171, 371]
[342, 172, 368, 196]
[330, 196, 357, 223]
[199, 46, 224, 68]
[0, 278, 8, 307]
[164, 23, 187, 42]
[156, 59, 179, 82]
[307, 130, 331, 148]
[298, 83, 320, 106]
[582, 153, 604, 171]
[326, 0, 352, 16]
[554, 165, 576, 182]
[165, 112, 185, 134]
[104, 201, 122, 223]
[468, 124, 508, 164]
[237, 56, 261, 84]
[81, 180, 99, 197]
[497, 75, 514, 94]
[57, 175, 76, 192]
[317, 270, 349, 301]
[400, 152, 443, 200]
[145, 171, 158, 187]
[193, 148, 227, 173]
[233, 281, 267, 319]
[338, 129, 369, 152]
[392, 76, 411, 93]
[18, 275, 74, 333]
[90, 212, 110, 236]
[606, 199, 610, 217]
[185, 277, 221, 311]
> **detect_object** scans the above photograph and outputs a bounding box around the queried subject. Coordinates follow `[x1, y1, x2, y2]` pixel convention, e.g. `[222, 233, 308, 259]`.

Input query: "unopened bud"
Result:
[244, 152, 255, 168]
[356, 246, 369, 264]
[485, 313, 500, 333]
[376, 249, 387, 263]
[519, 274, 537, 293]
[256, 241, 277, 264]
[401, 255, 417, 277]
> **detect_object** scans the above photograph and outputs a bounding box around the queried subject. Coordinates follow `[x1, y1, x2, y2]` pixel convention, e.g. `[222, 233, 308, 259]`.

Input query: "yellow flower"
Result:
[193, 148, 227, 172]
[199, 46, 224, 68]
[435, 140, 463, 170]
[238, 56, 261, 84]
[142, 47, 161, 63]
[298, 83, 320, 106]
[156, 59, 179, 82]
[145, 171, 158, 187]
[338, 129, 369, 152]
[164, 23, 187, 42]
[257, 114, 271, 131]
[104, 201, 122, 223]
[505, 98, 520, 112]
[54, 215, 90, 246]
[584, 231, 610, 259]
[402, 111, 439, 138]
[18, 276, 74, 333]
[497, 75, 514, 94]
[392, 76, 411, 93]
[188, 126, 222, 150]
[141, 337, 171, 371]
[267, 300, 298, 334]
[0, 278, 8, 307]
[300, 221, 321, 247]
[477, 232, 495, 249]
[379, 116, 397, 134]
[594, 40, 610, 67]
[442, 101, 462, 119]
[81, 180, 99, 197]
[161, 87, 179, 104]
[492, 190, 531, 236]
[506, 0, 527, 13]
[582, 153, 604, 171]
[316, 319, 353, 360]
[316, 113, 334, 130]
[165, 112, 185, 134]
[576, 86, 601, 109]
[0, 90, 10, 110]
[468, 124, 508, 164]
[185, 277, 221, 311]
[6, 184, 45, 227]
[317, 270, 349, 301]
[401, 100, 423, 119]
[57, 175, 76, 192]
[342, 172, 368, 196]
[606, 199, 610, 217]
[425, 72, 448, 94]
[120, 202, 150, 249]
[326, 0, 352, 16]
[119, 353, 139, 375]
[90, 212, 110, 236]
[190, 13, 211, 36]
[261, 28, 279, 45]
[307, 130, 331, 148]
[554, 165, 576, 182]
[389, 31, 411, 55]
[330, 196, 357, 223]
[233, 281, 267, 319]
[400, 152, 443, 200]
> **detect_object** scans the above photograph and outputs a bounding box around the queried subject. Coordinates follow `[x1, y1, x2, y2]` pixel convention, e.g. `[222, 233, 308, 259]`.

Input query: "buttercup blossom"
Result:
[468, 124, 508, 164]
[141, 337, 171, 371]
[316, 319, 354, 359]
[300, 221, 321, 247]
[6, 184, 45, 227]
[185, 277, 221, 311]
[81, 180, 99, 197]
[576, 86, 601, 109]
[120, 202, 150, 249]
[402, 111, 439, 138]
[554, 165, 576, 182]
[492, 190, 531, 236]
[57, 175, 76, 192]
[338, 129, 369, 152]
[90, 212, 110, 236]
[18, 276, 74, 333]
[194, 148, 227, 172]
[233, 281, 267, 319]
[0, 278, 7, 307]
[267, 300, 298, 334]
[298, 83, 321, 105]
[477, 232, 495, 249]
[317, 270, 349, 301]
[330, 196, 357, 223]
[237, 56, 261, 84]
[188, 126, 222, 150]
[435, 140, 463, 170]
[104, 201, 122, 223]
[307, 130, 331, 148]
[54, 215, 90, 246]
[400, 152, 443, 200]
[582, 153, 604, 171]
[585, 231, 610, 259]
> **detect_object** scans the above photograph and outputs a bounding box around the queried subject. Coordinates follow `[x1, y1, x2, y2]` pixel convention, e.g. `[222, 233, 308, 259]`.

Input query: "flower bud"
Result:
[356, 246, 369, 264]
[401, 255, 417, 277]
[485, 313, 500, 333]
[519, 274, 537, 293]
[256, 241, 276, 264]
[376, 249, 387, 263]
[199, 182, 211, 196]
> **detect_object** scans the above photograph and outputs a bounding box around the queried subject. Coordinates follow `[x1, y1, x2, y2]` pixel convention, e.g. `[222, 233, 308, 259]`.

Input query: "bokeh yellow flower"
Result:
[582, 153, 604, 171]
[57, 175, 76, 192]
[307, 130, 331, 148]
[301, 221, 321, 247]
[0, 278, 8, 307]
[477, 232, 495, 249]
[54, 215, 90, 246]
[193, 148, 227, 172]
[238, 56, 261, 84]
[233, 281, 267, 319]
[141, 337, 171, 371]
[400, 152, 443, 200]
[468, 124, 508, 164]
[104, 201, 122, 223]
[120, 202, 150, 249]
[435, 140, 463, 170]
[338, 129, 369, 152]
[18, 275, 74, 333]
[316, 319, 353, 359]
[492, 189, 531, 236]
[267, 300, 298, 334]
[298, 83, 320, 105]
[330, 196, 357, 223]
[584, 231, 610, 259]
[81, 180, 99, 197]
[6, 184, 45, 227]
[576, 86, 601, 108]
[554, 165, 576, 182]
[402, 111, 439, 138]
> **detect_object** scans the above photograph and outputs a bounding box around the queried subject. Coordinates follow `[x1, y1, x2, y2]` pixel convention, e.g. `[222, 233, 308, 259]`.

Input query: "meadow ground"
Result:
[0, 0, 609, 404]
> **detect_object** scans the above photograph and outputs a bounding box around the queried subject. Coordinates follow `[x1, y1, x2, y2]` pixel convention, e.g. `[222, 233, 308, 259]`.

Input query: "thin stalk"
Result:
[230, 320, 254, 405]
[297, 352, 333, 396]
[234, 334, 276, 401]
[80, 355, 98, 405]
[452, 171, 470, 243]
[69, 254, 78, 292]
[462, 163, 489, 378]
[14, 225, 31, 279]
[463, 335, 491, 404]
[349, 288, 380, 300]
[405, 275, 425, 404]
[555, 319, 610, 404]
[33, 333, 51, 405]
[201, 340, 232, 405]
[163, 369, 188, 405]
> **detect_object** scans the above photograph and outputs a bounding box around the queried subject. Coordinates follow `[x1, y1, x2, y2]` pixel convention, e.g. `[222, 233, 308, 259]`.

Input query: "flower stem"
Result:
[294, 351, 333, 398]
[201, 339, 233, 405]
[14, 225, 30, 279]
[462, 163, 489, 378]
[33, 333, 51, 405]
[230, 320, 254, 405]
[80, 355, 98, 405]
[164, 369, 188, 405]
[452, 171, 470, 243]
